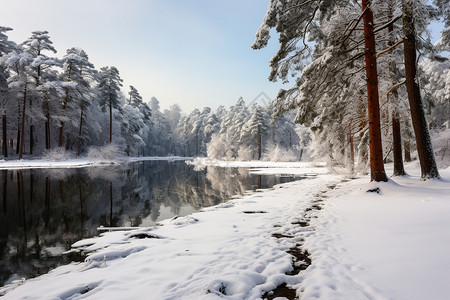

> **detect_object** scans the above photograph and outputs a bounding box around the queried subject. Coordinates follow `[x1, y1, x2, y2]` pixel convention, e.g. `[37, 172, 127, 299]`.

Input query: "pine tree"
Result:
[244, 105, 268, 160]
[59, 47, 96, 150]
[128, 85, 143, 107]
[1, 50, 35, 158]
[98, 66, 123, 144]
[252, 0, 402, 180]
[22, 30, 59, 151]
[0, 26, 15, 157]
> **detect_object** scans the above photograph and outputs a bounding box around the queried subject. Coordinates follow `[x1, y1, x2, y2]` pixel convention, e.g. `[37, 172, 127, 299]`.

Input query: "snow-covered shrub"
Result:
[236, 146, 254, 161]
[206, 134, 226, 160]
[87, 144, 122, 160]
[431, 129, 450, 168]
[42, 147, 75, 161]
[262, 145, 299, 162]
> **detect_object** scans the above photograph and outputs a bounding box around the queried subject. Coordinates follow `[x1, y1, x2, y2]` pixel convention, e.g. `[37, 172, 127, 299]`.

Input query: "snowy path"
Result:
[2, 165, 450, 300]
[1, 173, 341, 299]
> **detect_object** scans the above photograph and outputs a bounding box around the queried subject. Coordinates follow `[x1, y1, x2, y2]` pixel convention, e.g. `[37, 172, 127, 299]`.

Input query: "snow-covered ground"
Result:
[0, 156, 191, 170]
[1, 161, 450, 300]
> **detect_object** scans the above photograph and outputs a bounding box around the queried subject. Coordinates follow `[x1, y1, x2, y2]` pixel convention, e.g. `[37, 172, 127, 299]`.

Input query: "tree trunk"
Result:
[58, 125, 64, 147]
[16, 128, 20, 155]
[45, 122, 49, 150]
[387, 10, 405, 177]
[109, 99, 112, 144]
[77, 107, 84, 157]
[46, 119, 51, 149]
[59, 68, 71, 147]
[392, 112, 406, 176]
[29, 125, 34, 155]
[19, 86, 27, 159]
[196, 133, 199, 156]
[2, 113, 7, 158]
[349, 123, 355, 173]
[404, 139, 411, 162]
[362, 0, 387, 182]
[402, 1, 440, 179]
[65, 134, 70, 150]
[257, 125, 261, 160]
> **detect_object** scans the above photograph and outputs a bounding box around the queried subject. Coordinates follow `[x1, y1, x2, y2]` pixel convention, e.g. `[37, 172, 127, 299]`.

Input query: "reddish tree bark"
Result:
[402, 1, 440, 179]
[387, 13, 405, 176]
[362, 0, 388, 182]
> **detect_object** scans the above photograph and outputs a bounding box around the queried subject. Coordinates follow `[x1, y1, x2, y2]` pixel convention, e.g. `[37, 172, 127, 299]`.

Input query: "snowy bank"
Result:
[0, 156, 191, 170]
[190, 158, 328, 176]
[1, 163, 450, 300]
[299, 166, 450, 300]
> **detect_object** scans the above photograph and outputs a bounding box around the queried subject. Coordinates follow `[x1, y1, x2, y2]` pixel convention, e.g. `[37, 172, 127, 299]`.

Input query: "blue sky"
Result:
[1, 0, 285, 112]
[0, 1, 446, 113]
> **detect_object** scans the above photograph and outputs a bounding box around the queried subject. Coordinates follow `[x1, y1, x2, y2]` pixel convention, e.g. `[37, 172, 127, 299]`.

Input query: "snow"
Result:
[1, 161, 450, 300]
[0, 156, 191, 170]
[191, 157, 326, 169]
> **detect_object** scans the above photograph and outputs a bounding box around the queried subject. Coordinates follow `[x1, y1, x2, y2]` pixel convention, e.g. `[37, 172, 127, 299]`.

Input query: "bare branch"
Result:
[384, 79, 406, 106]
[345, 51, 366, 63]
[376, 39, 404, 57]
[302, 2, 321, 49]
[345, 66, 365, 79]
[373, 15, 402, 34]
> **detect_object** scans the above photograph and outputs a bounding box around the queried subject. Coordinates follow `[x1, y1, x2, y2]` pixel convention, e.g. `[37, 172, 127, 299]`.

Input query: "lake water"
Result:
[0, 160, 298, 286]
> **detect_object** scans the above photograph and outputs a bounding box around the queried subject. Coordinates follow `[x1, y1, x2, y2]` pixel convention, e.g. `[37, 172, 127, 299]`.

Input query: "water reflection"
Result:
[0, 161, 297, 286]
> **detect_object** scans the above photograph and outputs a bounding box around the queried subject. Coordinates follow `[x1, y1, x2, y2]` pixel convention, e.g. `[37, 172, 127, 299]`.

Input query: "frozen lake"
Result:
[0, 160, 299, 286]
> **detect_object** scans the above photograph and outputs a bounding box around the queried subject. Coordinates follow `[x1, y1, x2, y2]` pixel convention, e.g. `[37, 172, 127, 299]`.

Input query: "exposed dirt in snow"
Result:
[262, 180, 343, 299]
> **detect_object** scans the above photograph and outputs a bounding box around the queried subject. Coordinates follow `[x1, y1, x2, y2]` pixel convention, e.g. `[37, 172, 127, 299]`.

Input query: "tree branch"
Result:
[283, 0, 319, 13]
[383, 79, 406, 107]
[376, 39, 404, 57]
[341, 7, 368, 49]
[373, 15, 402, 34]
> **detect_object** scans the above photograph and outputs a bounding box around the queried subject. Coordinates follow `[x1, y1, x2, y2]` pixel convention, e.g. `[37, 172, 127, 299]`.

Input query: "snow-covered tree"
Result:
[128, 85, 143, 107]
[0, 26, 15, 157]
[241, 104, 268, 160]
[164, 104, 182, 130]
[1, 50, 36, 158]
[98, 66, 123, 144]
[59, 47, 97, 155]
[421, 57, 450, 129]
[148, 97, 172, 155]
[22, 30, 60, 152]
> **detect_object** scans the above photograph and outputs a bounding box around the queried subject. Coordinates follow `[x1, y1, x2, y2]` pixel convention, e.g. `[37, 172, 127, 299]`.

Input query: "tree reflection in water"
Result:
[0, 161, 297, 286]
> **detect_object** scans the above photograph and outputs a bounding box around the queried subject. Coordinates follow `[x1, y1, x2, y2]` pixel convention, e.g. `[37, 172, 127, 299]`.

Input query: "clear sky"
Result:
[0, 0, 286, 112]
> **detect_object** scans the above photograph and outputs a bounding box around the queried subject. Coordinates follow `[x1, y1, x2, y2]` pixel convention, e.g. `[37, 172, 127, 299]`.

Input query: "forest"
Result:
[252, 0, 449, 181]
[0, 0, 449, 182]
[0, 27, 308, 162]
